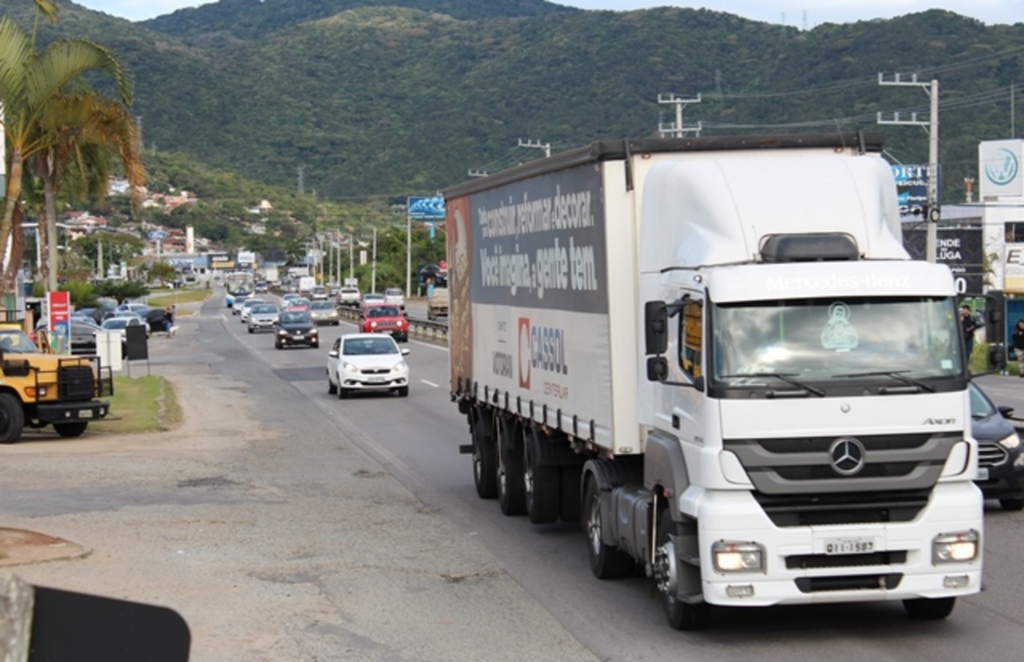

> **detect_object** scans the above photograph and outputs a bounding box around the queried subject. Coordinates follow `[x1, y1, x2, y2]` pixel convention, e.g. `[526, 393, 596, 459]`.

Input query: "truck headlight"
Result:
[25, 386, 47, 397]
[933, 530, 979, 564]
[998, 432, 1021, 450]
[712, 541, 765, 573]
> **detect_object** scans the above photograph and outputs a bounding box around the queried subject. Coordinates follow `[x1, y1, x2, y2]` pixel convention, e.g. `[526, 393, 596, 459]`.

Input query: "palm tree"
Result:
[30, 90, 144, 291]
[0, 15, 133, 294]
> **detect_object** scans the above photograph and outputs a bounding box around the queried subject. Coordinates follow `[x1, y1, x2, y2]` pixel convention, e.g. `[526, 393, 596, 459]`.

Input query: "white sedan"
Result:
[326, 333, 409, 398]
[238, 298, 266, 323]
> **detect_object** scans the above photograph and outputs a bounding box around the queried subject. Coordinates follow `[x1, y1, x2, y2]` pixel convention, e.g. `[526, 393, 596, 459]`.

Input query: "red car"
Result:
[284, 297, 311, 312]
[359, 304, 408, 342]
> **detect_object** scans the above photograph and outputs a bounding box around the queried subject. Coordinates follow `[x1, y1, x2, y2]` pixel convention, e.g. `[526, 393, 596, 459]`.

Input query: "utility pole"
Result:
[97, 235, 104, 280]
[371, 227, 377, 293]
[657, 93, 702, 138]
[297, 166, 305, 197]
[349, 234, 354, 280]
[878, 73, 940, 262]
[406, 213, 412, 300]
[517, 138, 551, 158]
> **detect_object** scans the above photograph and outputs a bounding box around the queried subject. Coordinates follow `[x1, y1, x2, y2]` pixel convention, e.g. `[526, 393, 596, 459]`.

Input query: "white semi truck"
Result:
[444, 134, 982, 629]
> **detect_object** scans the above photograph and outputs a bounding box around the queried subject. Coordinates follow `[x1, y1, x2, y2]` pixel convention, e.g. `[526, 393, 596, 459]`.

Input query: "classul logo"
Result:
[985, 147, 1019, 187]
[518, 318, 569, 390]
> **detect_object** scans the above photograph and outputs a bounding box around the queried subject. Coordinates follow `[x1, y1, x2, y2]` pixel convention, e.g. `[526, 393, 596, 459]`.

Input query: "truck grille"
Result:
[58, 365, 95, 402]
[785, 550, 907, 570]
[978, 442, 1009, 467]
[724, 433, 959, 495]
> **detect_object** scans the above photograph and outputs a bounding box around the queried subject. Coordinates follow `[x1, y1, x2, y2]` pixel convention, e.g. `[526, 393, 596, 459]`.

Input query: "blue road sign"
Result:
[408, 196, 446, 220]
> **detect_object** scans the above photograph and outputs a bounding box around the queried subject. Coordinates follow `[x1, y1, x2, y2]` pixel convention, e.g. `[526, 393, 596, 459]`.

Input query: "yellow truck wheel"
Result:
[0, 393, 25, 444]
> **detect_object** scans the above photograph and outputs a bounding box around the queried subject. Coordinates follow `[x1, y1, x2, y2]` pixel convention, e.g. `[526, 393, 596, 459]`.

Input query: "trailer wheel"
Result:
[655, 507, 710, 630]
[53, 422, 88, 438]
[472, 407, 498, 499]
[496, 414, 525, 516]
[0, 393, 25, 444]
[583, 475, 634, 578]
[523, 427, 560, 524]
[559, 465, 582, 523]
[903, 597, 956, 620]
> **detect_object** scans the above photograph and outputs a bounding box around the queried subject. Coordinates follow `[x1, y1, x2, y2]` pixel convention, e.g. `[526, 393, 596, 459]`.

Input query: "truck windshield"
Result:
[711, 296, 964, 392]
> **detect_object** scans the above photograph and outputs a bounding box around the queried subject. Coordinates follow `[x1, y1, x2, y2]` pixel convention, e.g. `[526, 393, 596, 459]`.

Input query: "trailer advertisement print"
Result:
[451, 163, 613, 433]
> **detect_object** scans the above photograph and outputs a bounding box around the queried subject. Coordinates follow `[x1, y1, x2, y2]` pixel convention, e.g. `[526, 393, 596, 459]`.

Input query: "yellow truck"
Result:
[0, 326, 113, 443]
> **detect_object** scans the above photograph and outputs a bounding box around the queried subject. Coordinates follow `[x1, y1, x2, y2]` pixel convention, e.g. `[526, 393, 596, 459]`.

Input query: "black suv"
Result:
[970, 382, 1024, 510]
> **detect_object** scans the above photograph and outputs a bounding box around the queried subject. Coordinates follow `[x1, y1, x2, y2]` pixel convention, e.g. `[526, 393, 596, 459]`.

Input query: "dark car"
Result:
[275, 310, 319, 350]
[970, 382, 1024, 510]
[140, 307, 170, 333]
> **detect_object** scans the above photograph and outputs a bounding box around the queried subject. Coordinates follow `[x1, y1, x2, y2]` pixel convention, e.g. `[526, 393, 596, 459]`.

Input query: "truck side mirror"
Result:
[644, 301, 669, 355]
[647, 356, 668, 382]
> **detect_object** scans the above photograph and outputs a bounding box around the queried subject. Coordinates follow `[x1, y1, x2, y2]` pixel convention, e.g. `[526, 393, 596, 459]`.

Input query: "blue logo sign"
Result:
[985, 148, 1019, 186]
[148, 230, 168, 241]
[408, 196, 446, 220]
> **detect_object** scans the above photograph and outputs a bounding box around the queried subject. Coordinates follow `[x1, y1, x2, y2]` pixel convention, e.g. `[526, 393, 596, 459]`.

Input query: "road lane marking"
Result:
[420, 380, 440, 388]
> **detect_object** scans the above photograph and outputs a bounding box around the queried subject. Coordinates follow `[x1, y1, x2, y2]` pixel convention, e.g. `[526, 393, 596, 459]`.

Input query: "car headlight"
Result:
[392, 361, 407, 372]
[712, 541, 765, 573]
[370, 321, 377, 328]
[997, 432, 1021, 450]
[343, 362, 359, 373]
[933, 530, 979, 564]
[277, 329, 288, 336]
[310, 328, 318, 335]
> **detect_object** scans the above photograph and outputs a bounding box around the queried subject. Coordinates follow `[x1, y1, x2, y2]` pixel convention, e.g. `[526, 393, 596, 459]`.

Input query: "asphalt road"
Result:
[3, 293, 1024, 661]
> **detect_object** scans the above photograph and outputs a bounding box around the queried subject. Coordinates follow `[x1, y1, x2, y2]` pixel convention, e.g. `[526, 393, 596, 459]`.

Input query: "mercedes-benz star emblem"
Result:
[829, 437, 866, 476]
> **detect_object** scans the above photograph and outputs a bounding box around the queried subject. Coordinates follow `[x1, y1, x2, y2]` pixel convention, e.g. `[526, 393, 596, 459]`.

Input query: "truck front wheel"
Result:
[0, 393, 25, 444]
[54, 422, 88, 438]
[583, 476, 634, 579]
[655, 507, 710, 630]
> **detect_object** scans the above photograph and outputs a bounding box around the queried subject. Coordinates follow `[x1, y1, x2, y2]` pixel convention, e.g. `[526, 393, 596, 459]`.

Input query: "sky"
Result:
[70, 1, 1024, 26]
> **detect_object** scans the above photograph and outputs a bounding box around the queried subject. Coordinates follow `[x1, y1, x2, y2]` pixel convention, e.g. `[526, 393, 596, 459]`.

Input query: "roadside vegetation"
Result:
[147, 288, 210, 308]
[91, 375, 183, 435]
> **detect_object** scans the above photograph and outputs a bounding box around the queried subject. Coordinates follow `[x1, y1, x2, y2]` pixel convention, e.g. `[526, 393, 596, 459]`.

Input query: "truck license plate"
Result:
[79, 410, 93, 418]
[824, 537, 874, 555]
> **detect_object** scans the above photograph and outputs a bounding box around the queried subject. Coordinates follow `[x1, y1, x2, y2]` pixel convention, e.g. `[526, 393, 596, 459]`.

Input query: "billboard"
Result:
[891, 165, 931, 217]
[979, 140, 1022, 199]
[902, 225, 983, 293]
[408, 196, 446, 220]
[47, 290, 71, 355]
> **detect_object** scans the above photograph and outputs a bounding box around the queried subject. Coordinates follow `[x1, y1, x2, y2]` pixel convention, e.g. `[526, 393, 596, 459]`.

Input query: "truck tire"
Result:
[472, 407, 498, 499]
[496, 414, 525, 516]
[903, 597, 956, 620]
[559, 465, 583, 523]
[583, 475, 634, 578]
[53, 422, 88, 438]
[1000, 498, 1024, 511]
[523, 427, 561, 524]
[655, 507, 710, 630]
[0, 393, 25, 444]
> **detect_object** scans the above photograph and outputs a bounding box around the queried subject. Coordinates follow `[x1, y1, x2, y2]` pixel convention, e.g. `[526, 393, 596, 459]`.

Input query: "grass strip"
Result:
[90, 375, 183, 434]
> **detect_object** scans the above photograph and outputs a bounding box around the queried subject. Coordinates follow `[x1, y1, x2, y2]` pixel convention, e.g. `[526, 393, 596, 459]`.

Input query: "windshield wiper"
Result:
[830, 370, 936, 393]
[719, 372, 826, 397]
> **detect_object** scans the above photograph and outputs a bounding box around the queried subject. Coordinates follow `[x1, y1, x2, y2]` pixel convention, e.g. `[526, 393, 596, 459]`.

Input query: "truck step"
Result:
[458, 444, 474, 455]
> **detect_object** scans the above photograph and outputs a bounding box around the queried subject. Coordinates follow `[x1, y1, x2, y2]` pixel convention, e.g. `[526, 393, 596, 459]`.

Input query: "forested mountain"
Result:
[6, 0, 1024, 205]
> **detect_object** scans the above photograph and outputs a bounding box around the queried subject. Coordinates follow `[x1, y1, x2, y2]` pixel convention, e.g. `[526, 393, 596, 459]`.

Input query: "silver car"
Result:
[309, 300, 340, 326]
[247, 303, 280, 333]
